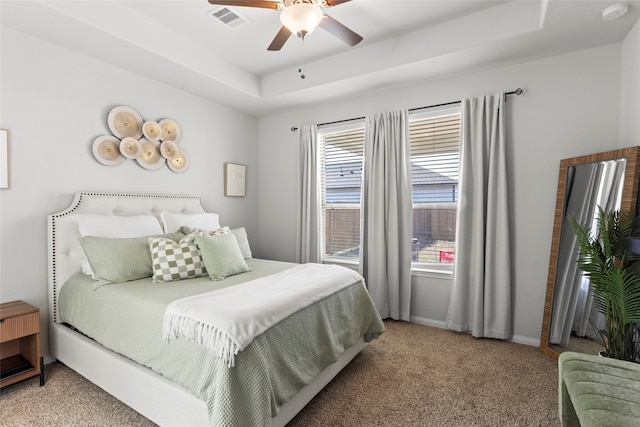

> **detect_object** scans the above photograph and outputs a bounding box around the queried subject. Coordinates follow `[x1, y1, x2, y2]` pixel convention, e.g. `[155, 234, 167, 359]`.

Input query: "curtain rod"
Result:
[290, 88, 523, 131]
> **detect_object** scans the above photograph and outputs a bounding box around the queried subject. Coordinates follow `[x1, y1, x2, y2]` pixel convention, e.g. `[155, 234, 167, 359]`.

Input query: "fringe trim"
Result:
[163, 314, 240, 368]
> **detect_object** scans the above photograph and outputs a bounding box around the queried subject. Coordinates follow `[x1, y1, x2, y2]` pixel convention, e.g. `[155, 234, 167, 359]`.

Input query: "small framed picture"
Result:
[0, 129, 8, 189]
[225, 162, 246, 197]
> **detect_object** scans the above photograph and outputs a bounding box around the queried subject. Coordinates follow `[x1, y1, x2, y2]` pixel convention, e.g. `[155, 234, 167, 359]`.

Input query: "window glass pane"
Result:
[410, 111, 460, 266]
[412, 205, 457, 264]
[321, 127, 364, 260]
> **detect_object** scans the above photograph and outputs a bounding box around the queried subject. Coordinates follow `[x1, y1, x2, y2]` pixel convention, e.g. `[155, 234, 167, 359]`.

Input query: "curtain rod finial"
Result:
[291, 127, 298, 132]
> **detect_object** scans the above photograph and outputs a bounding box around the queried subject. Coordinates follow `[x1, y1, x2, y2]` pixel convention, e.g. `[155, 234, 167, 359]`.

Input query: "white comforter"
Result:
[163, 263, 363, 367]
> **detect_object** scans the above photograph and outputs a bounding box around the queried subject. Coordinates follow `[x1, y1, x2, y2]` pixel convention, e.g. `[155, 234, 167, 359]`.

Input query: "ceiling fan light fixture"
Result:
[280, 3, 323, 38]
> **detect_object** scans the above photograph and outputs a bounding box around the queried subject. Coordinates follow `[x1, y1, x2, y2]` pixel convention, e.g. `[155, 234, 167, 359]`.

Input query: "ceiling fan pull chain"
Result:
[298, 36, 306, 79]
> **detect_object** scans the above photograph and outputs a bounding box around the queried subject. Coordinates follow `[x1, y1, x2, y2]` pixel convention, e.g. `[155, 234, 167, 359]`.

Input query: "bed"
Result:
[47, 192, 384, 426]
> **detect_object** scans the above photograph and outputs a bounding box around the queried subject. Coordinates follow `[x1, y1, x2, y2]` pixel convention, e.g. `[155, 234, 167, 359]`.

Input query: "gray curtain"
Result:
[360, 111, 413, 321]
[445, 92, 512, 339]
[296, 124, 321, 264]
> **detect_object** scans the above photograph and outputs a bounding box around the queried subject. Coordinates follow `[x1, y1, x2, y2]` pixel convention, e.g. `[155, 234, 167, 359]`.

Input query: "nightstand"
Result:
[0, 300, 44, 388]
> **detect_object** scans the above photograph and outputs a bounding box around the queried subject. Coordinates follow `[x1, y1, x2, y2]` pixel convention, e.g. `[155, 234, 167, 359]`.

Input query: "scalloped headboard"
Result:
[47, 192, 209, 324]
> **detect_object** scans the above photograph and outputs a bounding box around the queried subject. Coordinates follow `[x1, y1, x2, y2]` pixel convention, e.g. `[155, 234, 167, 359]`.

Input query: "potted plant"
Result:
[569, 207, 640, 362]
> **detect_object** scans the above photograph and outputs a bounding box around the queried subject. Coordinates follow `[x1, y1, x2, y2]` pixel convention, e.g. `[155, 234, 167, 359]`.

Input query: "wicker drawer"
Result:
[0, 312, 39, 343]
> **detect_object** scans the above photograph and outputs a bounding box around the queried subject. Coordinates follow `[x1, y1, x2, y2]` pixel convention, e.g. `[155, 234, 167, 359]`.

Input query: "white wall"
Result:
[257, 44, 624, 345]
[0, 28, 260, 357]
[621, 18, 640, 145]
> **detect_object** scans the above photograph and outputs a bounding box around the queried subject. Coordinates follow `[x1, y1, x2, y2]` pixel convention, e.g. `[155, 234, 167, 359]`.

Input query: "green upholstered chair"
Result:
[559, 351, 640, 426]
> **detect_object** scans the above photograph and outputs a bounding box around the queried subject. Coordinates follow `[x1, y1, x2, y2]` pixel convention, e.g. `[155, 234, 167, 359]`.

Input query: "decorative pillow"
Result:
[230, 227, 252, 259]
[73, 214, 164, 277]
[178, 226, 230, 238]
[194, 234, 251, 281]
[149, 235, 207, 282]
[79, 231, 185, 283]
[179, 226, 251, 258]
[160, 211, 221, 233]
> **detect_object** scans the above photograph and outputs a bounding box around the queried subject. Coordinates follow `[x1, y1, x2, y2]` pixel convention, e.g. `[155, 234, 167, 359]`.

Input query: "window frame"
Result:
[408, 105, 461, 274]
[319, 120, 365, 265]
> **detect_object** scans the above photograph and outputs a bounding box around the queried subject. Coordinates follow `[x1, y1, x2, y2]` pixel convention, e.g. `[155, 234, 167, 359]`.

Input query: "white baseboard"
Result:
[510, 335, 540, 347]
[409, 315, 447, 329]
[408, 316, 540, 348]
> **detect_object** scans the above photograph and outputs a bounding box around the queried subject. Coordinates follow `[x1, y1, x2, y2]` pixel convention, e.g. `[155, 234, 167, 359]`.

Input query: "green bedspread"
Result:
[58, 258, 385, 426]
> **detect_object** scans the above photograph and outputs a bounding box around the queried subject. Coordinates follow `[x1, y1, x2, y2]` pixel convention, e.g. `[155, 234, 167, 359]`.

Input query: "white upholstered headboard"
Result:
[47, 192, 209, 324]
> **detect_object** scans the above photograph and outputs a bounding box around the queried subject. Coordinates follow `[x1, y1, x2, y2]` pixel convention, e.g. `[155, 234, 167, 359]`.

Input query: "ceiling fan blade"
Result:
[318, 14, 363, 46]
[267, 26, 292, 51]
[207, 0, 282, 10]
[326, 0, 352, 6]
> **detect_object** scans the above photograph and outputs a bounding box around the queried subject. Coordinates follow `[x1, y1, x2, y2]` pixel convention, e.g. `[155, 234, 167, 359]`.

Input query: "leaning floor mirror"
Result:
[540, 146, 640, 360]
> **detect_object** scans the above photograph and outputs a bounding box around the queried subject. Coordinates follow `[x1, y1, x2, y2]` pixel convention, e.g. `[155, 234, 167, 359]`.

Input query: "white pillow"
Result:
[73, 214, 163, 238]
[72, 214, 164, 276]
[160, 211, 221, 233]
[230, 227, 252, 259]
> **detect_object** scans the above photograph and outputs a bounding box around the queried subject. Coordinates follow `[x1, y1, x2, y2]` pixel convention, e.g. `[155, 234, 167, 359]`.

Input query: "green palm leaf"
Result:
[569, 207, 640, 362]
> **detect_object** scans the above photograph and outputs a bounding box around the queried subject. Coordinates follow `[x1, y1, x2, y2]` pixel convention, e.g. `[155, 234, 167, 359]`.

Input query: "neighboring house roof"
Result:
[325, 161, 457, 189]
[326, 161, 363, 189]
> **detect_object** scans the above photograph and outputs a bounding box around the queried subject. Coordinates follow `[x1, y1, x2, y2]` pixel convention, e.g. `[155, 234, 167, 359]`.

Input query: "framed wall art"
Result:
[0, 129, 8, 189]
[224, 162, 246, 197]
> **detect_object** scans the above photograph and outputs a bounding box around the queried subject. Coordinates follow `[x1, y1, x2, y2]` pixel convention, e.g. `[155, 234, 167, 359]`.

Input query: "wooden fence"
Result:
[324, 207, 456, 256]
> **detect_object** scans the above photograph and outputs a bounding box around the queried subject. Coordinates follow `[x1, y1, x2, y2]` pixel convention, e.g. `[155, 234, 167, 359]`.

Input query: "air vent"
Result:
[206, 7, 249, 30]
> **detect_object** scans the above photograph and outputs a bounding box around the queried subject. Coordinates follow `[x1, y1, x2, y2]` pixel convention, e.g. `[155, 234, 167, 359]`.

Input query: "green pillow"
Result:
[180, 226, 252, 259]
[80, 231, 185, 282]
[194, 233, 251, 281]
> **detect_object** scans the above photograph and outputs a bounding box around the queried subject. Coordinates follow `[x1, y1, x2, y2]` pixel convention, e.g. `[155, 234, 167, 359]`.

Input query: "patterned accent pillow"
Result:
[149, 236, 207, 282]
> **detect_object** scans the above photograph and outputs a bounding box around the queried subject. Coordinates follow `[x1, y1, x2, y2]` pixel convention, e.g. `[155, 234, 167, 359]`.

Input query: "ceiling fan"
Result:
[207, 0, 363, 51]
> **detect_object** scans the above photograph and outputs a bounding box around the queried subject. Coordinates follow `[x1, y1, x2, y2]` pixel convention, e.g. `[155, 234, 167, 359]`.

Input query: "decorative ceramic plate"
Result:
[119, 137, 142, 159]
[136, 138, 166, 170]
[168, 148, 190, 174]
[159, 118, 181, 143]
[160, 140, 179, 159]
[142, 120, 162, 142]
[108, 106, 143, 139]
[92, 135, 125, 166]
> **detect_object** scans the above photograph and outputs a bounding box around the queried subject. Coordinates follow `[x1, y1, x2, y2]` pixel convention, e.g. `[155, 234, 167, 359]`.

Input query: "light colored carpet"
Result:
[0, 320, 559, 426]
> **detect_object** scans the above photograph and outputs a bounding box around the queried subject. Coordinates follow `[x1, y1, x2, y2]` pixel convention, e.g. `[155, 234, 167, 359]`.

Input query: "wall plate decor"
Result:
[0, 129, 8, 189]
[93, 106, 188, 173]
[119, 137, 142, 159]
[142, 120, 162, 142]
[108, 106, 143, 139]
[159, 119, 181, 143]
[137, 139, 166, 170]
[160, 140, 179, 159]
[168, 149, 189, 174]
[93, 135, 126, 166]
[225, 162, 246, 197]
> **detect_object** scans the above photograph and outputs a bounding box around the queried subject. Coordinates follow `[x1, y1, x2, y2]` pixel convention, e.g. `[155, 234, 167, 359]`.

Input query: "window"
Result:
[409, 107, 461, 269]
[320, 123, 365, 262]
[319, 106, 461, 269]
